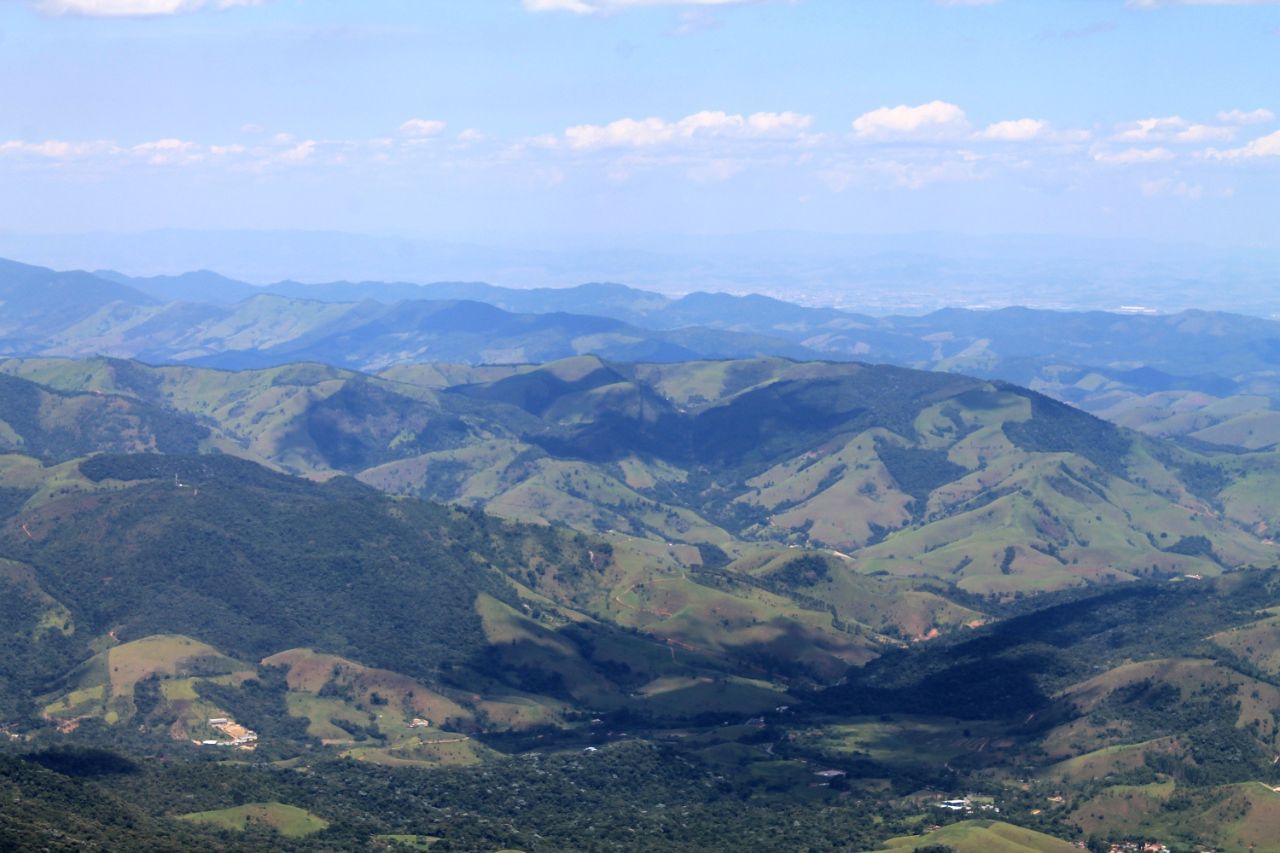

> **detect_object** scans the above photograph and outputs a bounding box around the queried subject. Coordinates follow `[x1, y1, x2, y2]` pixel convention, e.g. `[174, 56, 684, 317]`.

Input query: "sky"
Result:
[0, 0, 1278, 249]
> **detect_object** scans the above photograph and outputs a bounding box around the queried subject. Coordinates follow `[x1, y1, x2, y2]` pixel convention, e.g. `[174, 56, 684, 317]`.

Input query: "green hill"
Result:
[4, 354, 1273, 600]
[0, 373, 206, 464]
[5, 354, 1280, 850]
[176, 802, 329, 837]
[871, 819, 1078, 853]
[7, 455, 517, 679]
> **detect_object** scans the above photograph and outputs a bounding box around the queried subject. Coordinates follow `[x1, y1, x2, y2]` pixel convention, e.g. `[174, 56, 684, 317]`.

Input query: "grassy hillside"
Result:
[40, 635, 254, 728]
[176, 802, 330, 837]
[1, 452, 726, 732]
[870, 820, 1078, 853]
[7, 486, 1280, 849]
[2, 354, 1275, 600]
[5, 354, 1280, 849]
[14, 568, 1280, 850]
[5, 454, 521, 680]
[1, 356, 1275, 716]
[1, 450, 863, 741]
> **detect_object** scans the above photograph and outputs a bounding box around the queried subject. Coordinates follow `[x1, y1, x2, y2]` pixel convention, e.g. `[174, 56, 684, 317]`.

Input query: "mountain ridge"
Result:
[8, 257, 1280, 434]
[3, 353, 1280, 851]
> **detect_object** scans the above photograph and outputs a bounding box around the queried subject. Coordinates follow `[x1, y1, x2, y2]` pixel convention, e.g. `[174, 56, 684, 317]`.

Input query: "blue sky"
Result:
[1, 0, 1277, 247]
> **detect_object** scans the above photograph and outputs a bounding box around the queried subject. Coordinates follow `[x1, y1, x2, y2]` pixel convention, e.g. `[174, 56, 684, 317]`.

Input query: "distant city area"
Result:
[4, 230, 1278, 319]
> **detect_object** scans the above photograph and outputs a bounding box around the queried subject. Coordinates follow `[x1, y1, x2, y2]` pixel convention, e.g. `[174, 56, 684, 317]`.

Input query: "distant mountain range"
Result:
[4, 255, 1280, 451]
[7, 228, 1280, 316]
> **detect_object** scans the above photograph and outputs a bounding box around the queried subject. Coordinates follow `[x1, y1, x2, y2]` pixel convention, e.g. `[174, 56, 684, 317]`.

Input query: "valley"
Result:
[2, 339, 1280, 850]
[8, 0, 1277, 848]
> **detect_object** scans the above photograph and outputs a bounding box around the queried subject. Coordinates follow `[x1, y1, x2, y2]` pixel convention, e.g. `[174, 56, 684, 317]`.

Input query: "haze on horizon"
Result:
[0, 0, 1277, 266]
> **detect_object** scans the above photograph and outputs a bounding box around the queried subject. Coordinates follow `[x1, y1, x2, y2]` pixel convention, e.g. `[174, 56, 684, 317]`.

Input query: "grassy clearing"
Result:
[1212, 611, 1280, 676]
[477, 593, 626, 708]
[476, 694, 568, 729]
[1062, 657, 1280, 734]
[263, 647, 472, 729]
[801, 716, 1017, 771]
[632, 675, 790, 717]
[1044, 738, 1180, 784]
[40, 634, 251, 725]
[285, 693, 375, 742]
[342, 736, 487, 768]
[1212, 782, 1280, 852]
[176, 802, 329, 837]
[104, 635, 245, 696]
[605, 568, 879, 679]
[870, 819, 1077, 852]
[1192, 410, 1280, 450]
[1070, 781, 1175, 838]
[1072, 782, 1280, 852]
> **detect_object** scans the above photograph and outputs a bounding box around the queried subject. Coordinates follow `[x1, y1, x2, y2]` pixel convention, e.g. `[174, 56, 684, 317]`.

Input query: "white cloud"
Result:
[279, 140, 317, 163]
[1203, 129, 1280, 160]
[131, 137, 201, 164]
[1093, 146, 1176, 165]
[1173, 124, 1235, 143]
[399, 119, 447, 138]
[0, 139, 120, 158]
[744, 111, 813, 134]
[852, 101, 969, 140]
[35, 0, 263, 16]
[567, 118, 679, 148]
[523, 0, 750, 13]
[0, 104, 1239, 194]
[0, 136, 238, 165]
[1217, 108, 1276, 125]
[565, 110, 811, 149]
[979, 118, 1049, 142]
[1114, 115, 1237, 144]
[0, 131, 358, 173]
[1114, 116, 1186, 141]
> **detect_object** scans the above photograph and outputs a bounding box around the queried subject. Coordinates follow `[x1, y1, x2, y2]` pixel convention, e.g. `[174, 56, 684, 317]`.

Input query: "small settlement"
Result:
[194, 717, 258, 750]
[932, 795, 999, 814]
[1101, 843, 1171, 853]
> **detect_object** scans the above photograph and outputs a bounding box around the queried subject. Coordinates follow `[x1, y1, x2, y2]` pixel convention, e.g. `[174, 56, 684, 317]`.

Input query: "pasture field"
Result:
[799, 716, 1020, 772]
[870, 819, 1078, 853]
[176, 802, 329, 837]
